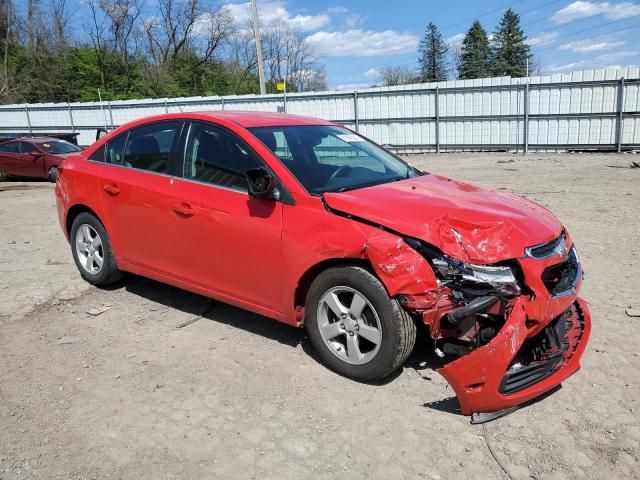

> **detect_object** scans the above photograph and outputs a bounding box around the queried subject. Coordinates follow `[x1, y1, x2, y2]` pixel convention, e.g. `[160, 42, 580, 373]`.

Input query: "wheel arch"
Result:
[294, 257, 374, 314]
[66, 204, 103, 235]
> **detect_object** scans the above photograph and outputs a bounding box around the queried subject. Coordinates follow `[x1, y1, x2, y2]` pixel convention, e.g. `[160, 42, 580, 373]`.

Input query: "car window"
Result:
[123, 122, 179, 174]
[248, 125, 419, 194]
[183, 122, 263, 190]
[37, 140, 81, 154]
[19, 142, 38, 154]
[0, 142, 19, 153]
[105, 132, 128, 165]
[89, 145, 106, 162]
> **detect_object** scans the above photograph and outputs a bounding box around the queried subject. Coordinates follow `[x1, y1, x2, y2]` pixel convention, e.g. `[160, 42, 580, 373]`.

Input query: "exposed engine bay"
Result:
[361, 228, 590, 417]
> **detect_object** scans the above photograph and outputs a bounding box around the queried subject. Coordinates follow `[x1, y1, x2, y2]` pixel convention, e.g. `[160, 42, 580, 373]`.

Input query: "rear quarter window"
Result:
[0, 142, 19, 153]
[89, 145, 106, 162]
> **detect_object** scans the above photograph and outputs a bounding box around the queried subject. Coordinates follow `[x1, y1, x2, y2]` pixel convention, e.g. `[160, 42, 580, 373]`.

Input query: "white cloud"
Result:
[545, 61, 589, 72]
[335, 82, 371, 91]
[529, 32, 559, 47]
[551, 1, 640, 24]
[365, 68, 380, 78]
[306, 29, 418, 57]
[559, 37, 625, 52]
[223, 1, 330, 32]
[447, 33, 465, 48]
[595, 50, 640, 61]
[545, 61, 627, 73]
[543, 53, 638, 73]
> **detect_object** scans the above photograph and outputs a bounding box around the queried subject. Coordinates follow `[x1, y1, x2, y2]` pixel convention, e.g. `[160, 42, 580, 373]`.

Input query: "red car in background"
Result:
[0, 137, 82, 182]
[54, 111, 591, 422]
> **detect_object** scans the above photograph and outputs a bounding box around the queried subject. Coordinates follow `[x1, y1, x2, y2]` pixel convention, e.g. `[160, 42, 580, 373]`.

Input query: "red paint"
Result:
[364, 232, 438, 296]
[55, 111, 591, 416]
[324, 174, 562, 264]
[0, 137, 73, 180]
[439, 297, 591, 415]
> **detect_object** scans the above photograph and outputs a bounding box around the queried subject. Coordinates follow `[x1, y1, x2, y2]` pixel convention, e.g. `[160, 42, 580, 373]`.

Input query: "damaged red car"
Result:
[55, 112, 591, 420]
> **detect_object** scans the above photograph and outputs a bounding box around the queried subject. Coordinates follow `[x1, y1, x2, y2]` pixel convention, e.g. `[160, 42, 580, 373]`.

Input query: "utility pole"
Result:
[251, 0, 266, 95]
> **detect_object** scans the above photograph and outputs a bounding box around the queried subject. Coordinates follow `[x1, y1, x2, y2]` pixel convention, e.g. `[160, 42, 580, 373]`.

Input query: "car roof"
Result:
[193, 111, 334, 128]
[12, 136, 64, 143]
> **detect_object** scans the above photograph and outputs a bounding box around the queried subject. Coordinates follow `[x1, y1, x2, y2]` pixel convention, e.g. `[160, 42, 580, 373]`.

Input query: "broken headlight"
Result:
[406, 238, 521, 296]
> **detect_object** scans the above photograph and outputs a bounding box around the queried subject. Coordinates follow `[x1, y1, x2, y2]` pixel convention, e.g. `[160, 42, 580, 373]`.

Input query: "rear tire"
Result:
[48, 166, 58, 183]
[305, 265, 416, 381]
[0, 169, 6, 181]
[70, 212, 123, 286]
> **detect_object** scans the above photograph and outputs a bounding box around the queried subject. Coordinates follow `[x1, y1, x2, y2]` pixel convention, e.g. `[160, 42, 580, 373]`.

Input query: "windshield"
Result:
[248, 125, 422, 194]
[37, 140, 81, 154]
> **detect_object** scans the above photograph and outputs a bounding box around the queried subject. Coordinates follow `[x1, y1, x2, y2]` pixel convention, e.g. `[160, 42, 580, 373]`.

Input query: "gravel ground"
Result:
[0, 152, 639, 480]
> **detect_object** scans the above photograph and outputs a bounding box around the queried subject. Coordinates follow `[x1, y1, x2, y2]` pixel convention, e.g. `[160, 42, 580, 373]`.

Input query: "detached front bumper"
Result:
[437, 296, 591, 415]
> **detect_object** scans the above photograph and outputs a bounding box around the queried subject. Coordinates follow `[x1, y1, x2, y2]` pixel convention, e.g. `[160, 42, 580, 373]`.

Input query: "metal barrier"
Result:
[1, 67, 639, 151]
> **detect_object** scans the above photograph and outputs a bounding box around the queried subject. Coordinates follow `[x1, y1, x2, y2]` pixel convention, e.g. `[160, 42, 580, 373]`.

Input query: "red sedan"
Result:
[0, 137, 82, 182]
[54, 112, 590, 421]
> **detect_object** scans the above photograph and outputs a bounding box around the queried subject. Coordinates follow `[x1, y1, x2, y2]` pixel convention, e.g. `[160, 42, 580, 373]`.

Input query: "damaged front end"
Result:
[368, 232, 591, 419]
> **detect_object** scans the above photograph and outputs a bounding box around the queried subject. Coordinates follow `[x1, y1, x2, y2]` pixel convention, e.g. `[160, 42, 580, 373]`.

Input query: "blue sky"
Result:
[13, 0, 640, 89]
[237, 0, 640, 89]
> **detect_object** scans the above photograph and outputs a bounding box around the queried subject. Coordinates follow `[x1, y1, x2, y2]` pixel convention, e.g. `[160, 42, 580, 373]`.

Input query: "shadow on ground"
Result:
[103, 273, 456, 399]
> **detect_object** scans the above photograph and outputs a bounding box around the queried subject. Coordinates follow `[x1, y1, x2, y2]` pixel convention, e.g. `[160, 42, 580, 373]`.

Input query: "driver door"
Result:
[17, 142, 46, 178]
[169, 121, 284, 315]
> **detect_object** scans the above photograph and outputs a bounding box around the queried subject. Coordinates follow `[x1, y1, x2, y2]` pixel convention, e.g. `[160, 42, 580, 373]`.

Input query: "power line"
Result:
[536, 14, 640, 52]
[337, 1, 568, 78]
[439, 0, 530, 33]
[335, 6, 640, 82]
[440, 0, 565, 35]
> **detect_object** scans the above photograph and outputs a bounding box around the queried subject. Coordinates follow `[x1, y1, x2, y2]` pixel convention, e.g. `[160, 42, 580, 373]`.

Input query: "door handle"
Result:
[172, 202, 195, 217]
[103, 183, 120, 195]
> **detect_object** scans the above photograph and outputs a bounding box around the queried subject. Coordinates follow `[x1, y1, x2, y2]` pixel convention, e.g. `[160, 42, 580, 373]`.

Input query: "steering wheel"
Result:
[326, 166, 352, 185]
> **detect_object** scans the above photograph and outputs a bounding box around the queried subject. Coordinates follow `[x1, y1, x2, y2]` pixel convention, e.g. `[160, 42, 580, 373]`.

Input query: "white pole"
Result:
[283, 53, 288, 113]
[98, 88, 108, 131]
[251, 0, 266, 95]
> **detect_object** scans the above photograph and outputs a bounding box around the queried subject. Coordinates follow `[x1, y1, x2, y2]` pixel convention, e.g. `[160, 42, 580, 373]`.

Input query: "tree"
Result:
[458, 20, 491, 79]
[491, 9, 531, 78]
[418, 22, 449, 82]
[0, 0, 12, 98]
[375, 65, 419, 86]
[0, 0, 326, 103]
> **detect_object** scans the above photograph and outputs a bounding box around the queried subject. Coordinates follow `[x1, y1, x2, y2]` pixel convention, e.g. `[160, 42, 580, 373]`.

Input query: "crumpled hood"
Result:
[323, 174, 562, 264]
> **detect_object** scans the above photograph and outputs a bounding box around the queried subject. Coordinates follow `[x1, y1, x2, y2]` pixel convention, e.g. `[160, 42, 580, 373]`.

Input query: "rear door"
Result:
[0, 141, 22, 176]
[96, 121, 185, 274]
[169, 121, 284, 314]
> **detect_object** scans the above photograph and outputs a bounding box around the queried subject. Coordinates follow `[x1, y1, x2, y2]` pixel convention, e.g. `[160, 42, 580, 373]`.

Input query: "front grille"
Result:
[541, 248, 581, 296]
[525, 234, 567, 259]
[500, 302, 586, 395]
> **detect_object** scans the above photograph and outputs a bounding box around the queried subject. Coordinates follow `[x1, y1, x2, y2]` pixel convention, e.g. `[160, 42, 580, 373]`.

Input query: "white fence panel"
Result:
[0, 67, 638, 151]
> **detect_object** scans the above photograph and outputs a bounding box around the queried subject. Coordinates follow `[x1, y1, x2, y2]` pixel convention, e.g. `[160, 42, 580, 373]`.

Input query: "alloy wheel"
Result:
[75, 224, 104, 274]
[316, 286, 382, 365]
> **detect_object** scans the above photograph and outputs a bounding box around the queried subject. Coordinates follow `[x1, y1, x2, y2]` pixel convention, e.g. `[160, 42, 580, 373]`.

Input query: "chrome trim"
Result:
[88, 159, 174, 179]
[172, 175, 250, 196]
[551, 247, 582, 297]
[524, 234, 568, 260]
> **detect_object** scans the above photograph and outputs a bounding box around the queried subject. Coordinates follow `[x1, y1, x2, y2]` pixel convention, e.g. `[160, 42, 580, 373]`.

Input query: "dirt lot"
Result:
[1, 152, 639, 480]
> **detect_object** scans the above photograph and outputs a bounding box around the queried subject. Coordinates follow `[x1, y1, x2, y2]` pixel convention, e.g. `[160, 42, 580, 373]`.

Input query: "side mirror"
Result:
[29, 151, 42, 157]
[245, 167, 278, 200]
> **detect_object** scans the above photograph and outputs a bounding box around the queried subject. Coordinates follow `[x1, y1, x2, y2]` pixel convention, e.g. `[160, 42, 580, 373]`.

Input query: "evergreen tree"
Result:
[418, 22, 449, 82]
[458, 21, 491, 79]
[491, 9, 532, 77]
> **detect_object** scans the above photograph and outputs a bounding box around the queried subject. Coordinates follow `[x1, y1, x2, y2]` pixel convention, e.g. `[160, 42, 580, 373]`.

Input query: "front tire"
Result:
[305, 266, 416, 381]
[48, 166, 58, 183]
[70, 212, 123, 286]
